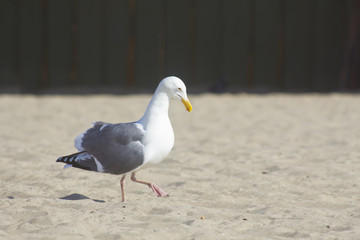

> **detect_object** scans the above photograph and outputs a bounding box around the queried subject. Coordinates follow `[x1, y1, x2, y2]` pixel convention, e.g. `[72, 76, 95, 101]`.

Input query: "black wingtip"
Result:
[56, 151, 86, 164]
[55, 151, 96, 172]
[56, 156, 67, 163]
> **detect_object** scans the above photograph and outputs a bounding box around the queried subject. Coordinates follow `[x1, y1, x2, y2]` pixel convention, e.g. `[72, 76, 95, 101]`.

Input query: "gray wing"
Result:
[81, 121, 145, 175]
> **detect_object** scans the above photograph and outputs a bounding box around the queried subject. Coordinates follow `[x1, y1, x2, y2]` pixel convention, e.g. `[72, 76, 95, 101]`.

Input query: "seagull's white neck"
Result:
[138, 90, 170, 129]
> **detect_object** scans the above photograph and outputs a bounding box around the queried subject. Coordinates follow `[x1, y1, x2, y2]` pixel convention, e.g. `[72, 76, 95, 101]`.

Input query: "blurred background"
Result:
[0, 0, 359, 93]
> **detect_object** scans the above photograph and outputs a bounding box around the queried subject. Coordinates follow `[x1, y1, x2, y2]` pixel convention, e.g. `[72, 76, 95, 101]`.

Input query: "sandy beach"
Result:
[0, 93, 359, 239]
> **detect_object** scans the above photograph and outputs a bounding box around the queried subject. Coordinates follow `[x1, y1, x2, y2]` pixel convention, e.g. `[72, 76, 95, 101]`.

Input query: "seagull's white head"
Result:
[158, 76, 192, 112]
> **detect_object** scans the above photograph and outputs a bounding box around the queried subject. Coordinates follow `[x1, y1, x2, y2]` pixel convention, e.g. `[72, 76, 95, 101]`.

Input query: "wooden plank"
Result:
[165, 1, 193, 83]
[48, 0, 72, 87]
[19, 0, 43, 92]
[0, 0, 19, 87]
[135, 0, 165, 87]
[69, 0, 79, 85]
[195, 0, 221, 86]
[77, 0, 104, 85]
[277, 0, 286, 90]
[313, 0, 348, 91]
[247, 0, 256, 88]
[165, 0, 200, 85]
[341, 0, 360, 89]
[126, 0, 136, 86]
[104, 0, 129, 85]
[221, 0, 252, 88]
[41, 0, 49, 89]
[254, 0, 282, 89]
[284, 0, 314, 91]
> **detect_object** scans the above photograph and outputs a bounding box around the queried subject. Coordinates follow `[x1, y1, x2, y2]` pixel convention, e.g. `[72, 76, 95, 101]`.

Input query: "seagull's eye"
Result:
[177, 87, 182, 91]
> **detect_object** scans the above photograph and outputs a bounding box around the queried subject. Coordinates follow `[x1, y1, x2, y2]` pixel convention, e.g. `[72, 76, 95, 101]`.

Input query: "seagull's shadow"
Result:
[60, 193, 105, 203]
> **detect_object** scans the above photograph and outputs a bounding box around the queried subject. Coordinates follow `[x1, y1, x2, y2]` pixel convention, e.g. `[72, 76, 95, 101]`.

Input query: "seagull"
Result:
[56, 76, 192, 201]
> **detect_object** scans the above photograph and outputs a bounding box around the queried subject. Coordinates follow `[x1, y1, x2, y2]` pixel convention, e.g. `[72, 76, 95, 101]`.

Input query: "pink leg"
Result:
[130, 172, 169, 197]
[120, 175, 126, 202]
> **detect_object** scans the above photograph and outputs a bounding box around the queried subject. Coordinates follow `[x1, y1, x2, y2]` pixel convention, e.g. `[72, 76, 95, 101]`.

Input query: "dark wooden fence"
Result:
[0, 0, 359, 92]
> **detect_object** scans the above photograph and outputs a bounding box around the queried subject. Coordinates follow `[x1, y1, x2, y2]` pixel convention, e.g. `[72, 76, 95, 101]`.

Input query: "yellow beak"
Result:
[181, 97, 192, 112]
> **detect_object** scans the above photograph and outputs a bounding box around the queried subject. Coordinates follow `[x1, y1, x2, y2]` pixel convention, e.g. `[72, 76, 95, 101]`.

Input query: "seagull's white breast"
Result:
[141, 119, 174, 165]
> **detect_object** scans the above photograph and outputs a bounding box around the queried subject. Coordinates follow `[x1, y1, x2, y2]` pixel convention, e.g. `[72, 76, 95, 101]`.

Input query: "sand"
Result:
[0, 93, 359, 239]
